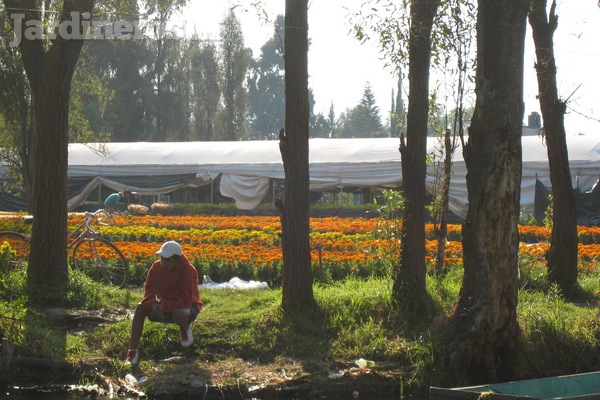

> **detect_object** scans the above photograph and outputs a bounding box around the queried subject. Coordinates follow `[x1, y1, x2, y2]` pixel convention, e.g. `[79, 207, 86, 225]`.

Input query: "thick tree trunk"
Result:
[5, 0, 94, 306]
[278, 0, 314, 312]
[395, 0, 440, 300]
[447, 0, 528, 385]
[528, 0, 579, 298]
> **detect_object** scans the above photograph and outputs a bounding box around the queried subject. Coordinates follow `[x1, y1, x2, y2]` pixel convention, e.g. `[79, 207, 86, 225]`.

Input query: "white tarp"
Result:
[67, 136, 600, 217]
[430, 134, 600, 218]
[199, 275, 269, 290]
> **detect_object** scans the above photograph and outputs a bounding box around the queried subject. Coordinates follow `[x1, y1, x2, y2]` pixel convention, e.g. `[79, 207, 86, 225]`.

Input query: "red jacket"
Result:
[140, 254, 202, 313]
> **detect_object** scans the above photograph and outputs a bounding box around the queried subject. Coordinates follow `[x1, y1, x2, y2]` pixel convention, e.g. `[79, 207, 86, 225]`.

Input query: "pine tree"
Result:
[351, 82, 383, 137]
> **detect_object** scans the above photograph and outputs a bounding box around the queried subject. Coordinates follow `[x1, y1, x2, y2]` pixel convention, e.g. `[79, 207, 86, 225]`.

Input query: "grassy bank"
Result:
[3, 256, 600, 398]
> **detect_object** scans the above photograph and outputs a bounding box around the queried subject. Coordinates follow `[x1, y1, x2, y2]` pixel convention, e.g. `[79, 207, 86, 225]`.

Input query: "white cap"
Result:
[156, 241, 182, 258]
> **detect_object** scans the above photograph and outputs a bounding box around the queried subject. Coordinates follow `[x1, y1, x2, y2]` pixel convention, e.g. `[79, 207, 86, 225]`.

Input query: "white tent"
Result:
[67, 138, 404, 210]
[67, 136, 600, 218]
[430, 134, 600, 219]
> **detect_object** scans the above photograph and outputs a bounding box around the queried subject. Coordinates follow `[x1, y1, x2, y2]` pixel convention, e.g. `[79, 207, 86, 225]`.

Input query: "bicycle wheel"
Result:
[72, 237, 129, 288]
[0, 231, 31, 270]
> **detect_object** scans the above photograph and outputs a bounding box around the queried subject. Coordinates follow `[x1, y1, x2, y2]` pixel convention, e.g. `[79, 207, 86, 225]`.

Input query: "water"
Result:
[2, 389, 87, 400]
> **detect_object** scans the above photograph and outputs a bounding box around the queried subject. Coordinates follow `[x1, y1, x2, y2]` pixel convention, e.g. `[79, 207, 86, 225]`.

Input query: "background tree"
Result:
[189, 37, 220, 141]
[143, 0, 189, 141]
[351, 82, 384, 137]
[215, 9, 250, 140]
[69, 48, 114, 143]
[93, 42, 149, 141]
[447, 0, 528, 384]
[309, 112, 330, 138]
[390, 74, 406, 138]
[247, 14, 285, 140]
[3, 0, 95, 306]
[83, 0, 149, 141]
[155, 36, 192, 141]
[0, 12, 31, 205]
[327, 103, 337, 138]
[529, 0, 579, 298]
[332, 83, 384, 138]
[277, 0, 315, 312]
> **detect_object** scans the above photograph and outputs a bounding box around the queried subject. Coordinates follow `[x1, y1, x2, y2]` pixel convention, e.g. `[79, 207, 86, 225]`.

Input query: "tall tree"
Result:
[528, 0, 579, 297]
[447, 0, 528, 384]
[3, 0, 95, 306]
[78, 0, 148, 141]
[277, 0, 315, 312]
[247, 14, 285, 140]
[190, 38, 220, 141]
[390, 74, 405, 138]
[351, 0, 476, 304]
[430, 0, 475, 275]
[87, 38, 150, 141]
[143, 0, 189, 141]
[327, 103, 337, 138]
[395, 0, 440, 302]
[215, 8, 250, 141]
[156, 36, 192, 141]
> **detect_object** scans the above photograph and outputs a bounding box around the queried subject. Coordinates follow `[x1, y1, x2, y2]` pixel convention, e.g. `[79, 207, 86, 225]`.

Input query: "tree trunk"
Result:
[17, 76, 33, 213]
[528, 0, 579, 298]
[278, 0, 314, 312]
[447, 0, 528, 385]
[395, 0, 440, 300]
[4, 0, 94, 306]
[435, 130, 454, 275]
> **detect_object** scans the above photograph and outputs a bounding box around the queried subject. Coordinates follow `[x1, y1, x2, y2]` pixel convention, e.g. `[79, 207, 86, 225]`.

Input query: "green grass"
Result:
[2, 262, 600, 396]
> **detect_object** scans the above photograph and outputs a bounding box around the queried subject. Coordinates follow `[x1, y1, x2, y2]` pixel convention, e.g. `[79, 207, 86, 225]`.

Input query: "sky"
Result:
[175, 1, 600, 136]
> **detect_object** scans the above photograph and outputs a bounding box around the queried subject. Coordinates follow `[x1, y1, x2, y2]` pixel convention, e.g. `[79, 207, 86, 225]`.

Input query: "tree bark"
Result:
[528, 0, 579, 298]
[447, 0, 528, 384]
[278, 0, 314, 312]
[395, 0, 440, 300]
[4, 0, 94, 306]
[435, 130, 454, 275]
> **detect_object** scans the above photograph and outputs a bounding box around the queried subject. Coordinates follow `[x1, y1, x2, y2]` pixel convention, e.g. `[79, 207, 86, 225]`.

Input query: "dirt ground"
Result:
[10, 354, 405, 399]
[101, 356, 405, 399]
[7, 309, 406, 400]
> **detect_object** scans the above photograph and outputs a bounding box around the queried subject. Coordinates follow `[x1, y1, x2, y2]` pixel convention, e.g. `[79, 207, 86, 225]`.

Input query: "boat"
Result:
[430, 371, 600, 400]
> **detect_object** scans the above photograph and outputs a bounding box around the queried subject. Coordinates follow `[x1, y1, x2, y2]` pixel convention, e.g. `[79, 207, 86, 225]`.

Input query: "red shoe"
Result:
[124, 348, 139, 365]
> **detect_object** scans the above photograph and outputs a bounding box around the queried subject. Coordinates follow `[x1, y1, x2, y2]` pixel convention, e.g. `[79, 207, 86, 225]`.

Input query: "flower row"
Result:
[1, 213, 599, 286]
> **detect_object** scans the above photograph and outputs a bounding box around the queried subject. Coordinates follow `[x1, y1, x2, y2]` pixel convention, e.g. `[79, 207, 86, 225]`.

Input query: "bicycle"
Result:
[0, 209, 129, 288]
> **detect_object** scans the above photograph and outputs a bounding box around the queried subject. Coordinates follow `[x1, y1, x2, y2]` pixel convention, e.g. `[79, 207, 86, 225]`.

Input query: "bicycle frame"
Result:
[67, 216, 94, 249]
[66, 209, 112, 250]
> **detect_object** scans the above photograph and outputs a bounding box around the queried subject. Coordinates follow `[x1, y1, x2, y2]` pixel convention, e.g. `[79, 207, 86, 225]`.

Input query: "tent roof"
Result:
[66, 135, 600, 214]
[68, 138, 405, 188]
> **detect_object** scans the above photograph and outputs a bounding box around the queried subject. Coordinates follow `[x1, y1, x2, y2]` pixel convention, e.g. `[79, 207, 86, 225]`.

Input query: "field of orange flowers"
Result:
[2, 213, 600, 285]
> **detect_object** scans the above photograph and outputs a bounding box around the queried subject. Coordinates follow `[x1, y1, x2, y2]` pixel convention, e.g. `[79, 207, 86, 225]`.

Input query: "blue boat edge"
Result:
[429, 371, 600, 400]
